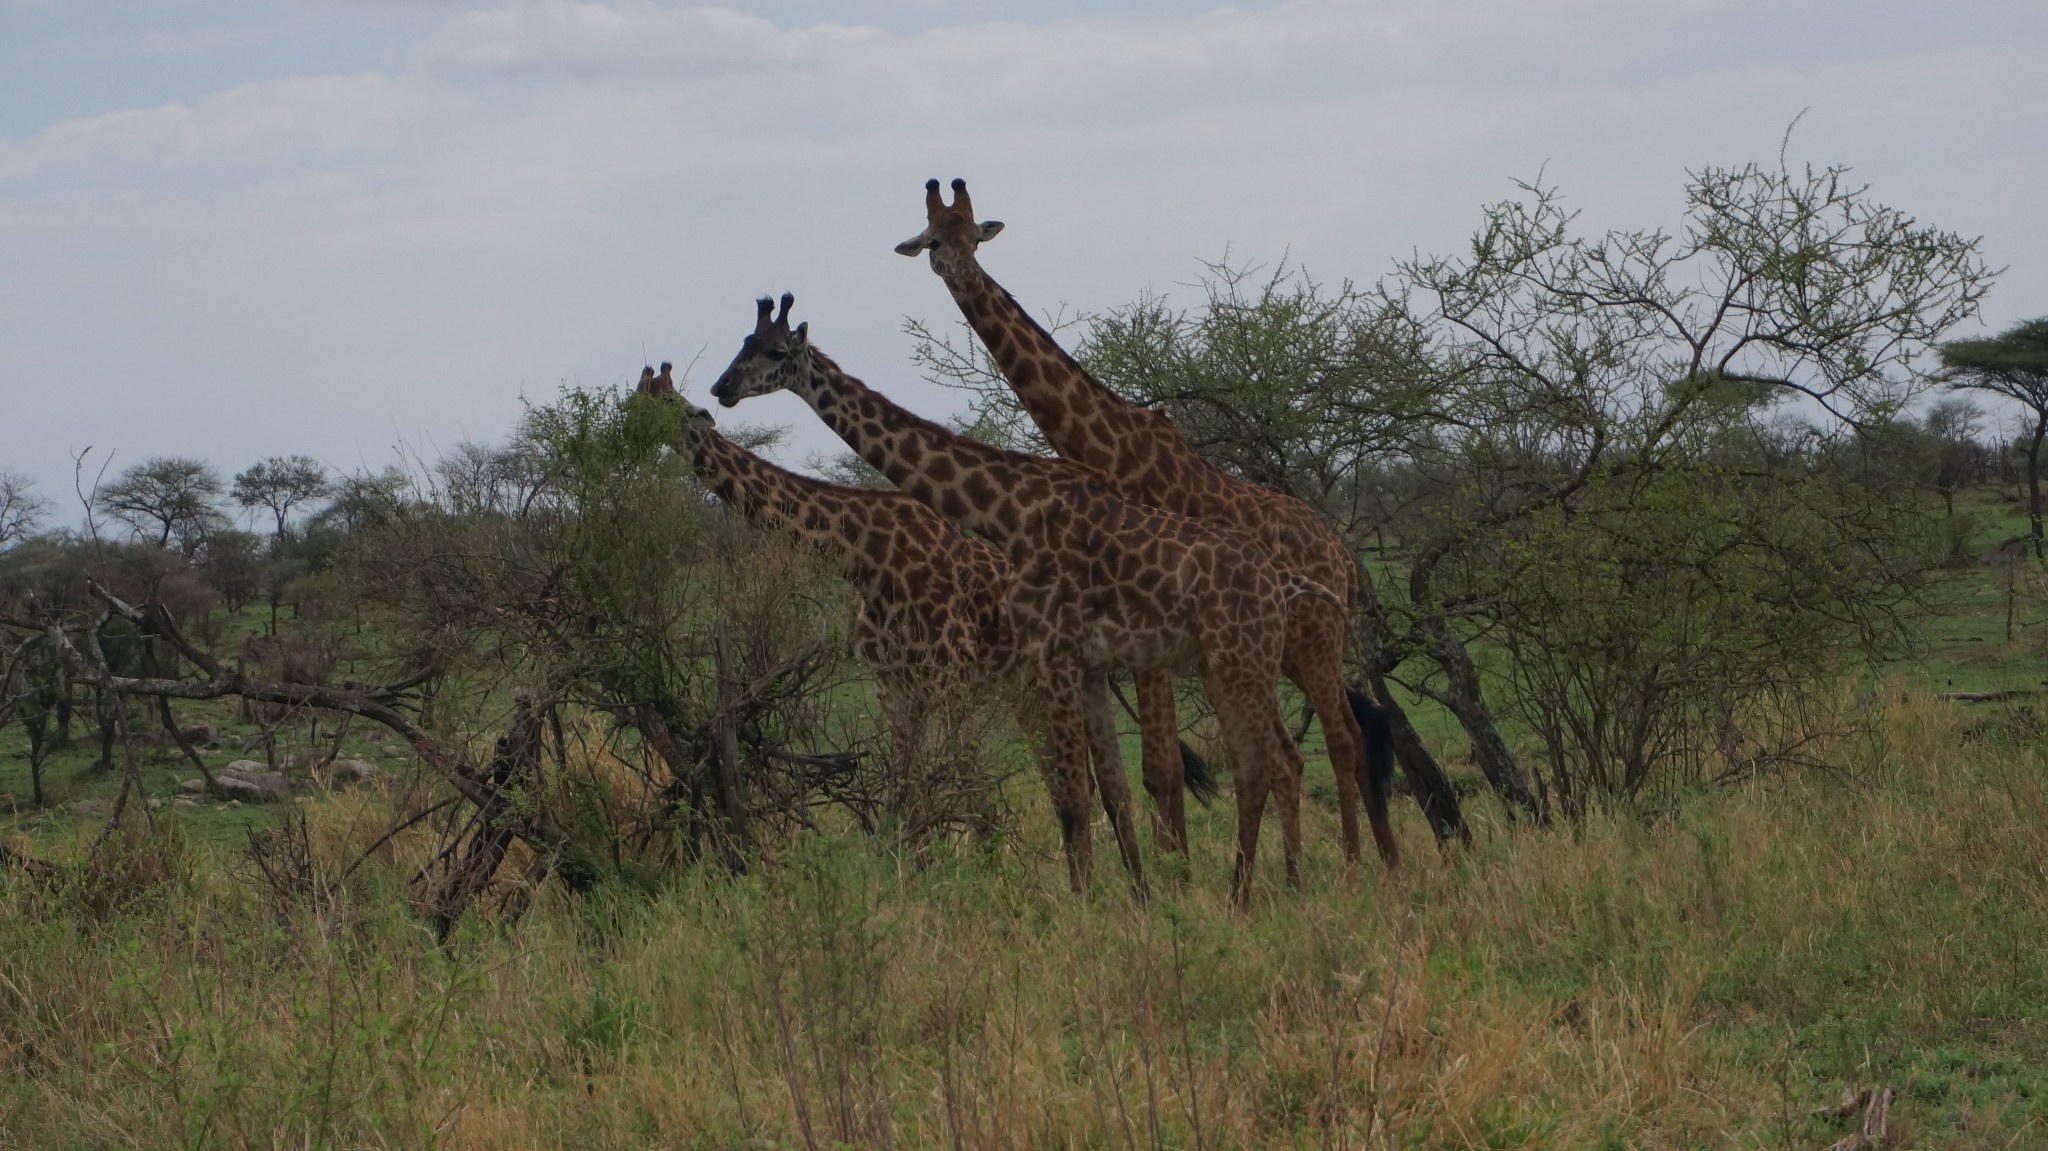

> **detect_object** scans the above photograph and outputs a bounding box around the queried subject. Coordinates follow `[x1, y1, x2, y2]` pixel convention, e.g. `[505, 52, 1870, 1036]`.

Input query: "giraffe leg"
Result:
[1210, 668, 1274, 910]
[873, 668, 922, 806]
[1083, 669, 1147, 898]
[1135, 669, 1187, 855]
[1037, 659, 1094, 894]
[1286, 598, 1364, 868]
[1270, 709, 1307, 890]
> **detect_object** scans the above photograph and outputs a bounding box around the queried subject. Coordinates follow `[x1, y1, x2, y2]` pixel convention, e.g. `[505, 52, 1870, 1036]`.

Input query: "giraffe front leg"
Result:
[1210, 669, 1272, 910]
[873, 667, 922, 820]
[1037, 658, 1095, 894]
[1083, 668, 1147, 900]
[1269, 709, 1306, 891]
[1135, 669, 1188, 857]
[1286, 651, 1368, 864]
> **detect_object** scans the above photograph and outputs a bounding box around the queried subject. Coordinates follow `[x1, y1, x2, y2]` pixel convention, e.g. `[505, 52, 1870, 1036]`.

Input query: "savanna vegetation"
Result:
[3, 156, 2044, 1148]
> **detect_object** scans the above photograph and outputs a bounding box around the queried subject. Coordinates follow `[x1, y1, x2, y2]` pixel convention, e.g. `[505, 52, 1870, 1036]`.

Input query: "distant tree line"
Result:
[0, 152, 2030, 913]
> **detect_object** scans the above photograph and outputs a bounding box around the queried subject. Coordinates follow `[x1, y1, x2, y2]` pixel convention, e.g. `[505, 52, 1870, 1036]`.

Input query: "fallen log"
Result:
[1937, 689, 2037, 702]
[0, 841, 59, 881]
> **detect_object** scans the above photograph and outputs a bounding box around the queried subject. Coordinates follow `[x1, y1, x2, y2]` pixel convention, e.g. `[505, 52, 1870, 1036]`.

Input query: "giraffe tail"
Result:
[1345, 684, 1396, 829]
[1177, 739, 1220, 807]
[1282, 575, 1348, 613]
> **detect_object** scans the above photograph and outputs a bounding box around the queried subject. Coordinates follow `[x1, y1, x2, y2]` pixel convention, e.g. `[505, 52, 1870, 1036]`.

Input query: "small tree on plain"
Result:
[0, 470, 50, 552]
[1923, 396, 1986, 520]
[1941, 318, 2048, 558]
[97, 456, 227, 555]
[232, 455, 331, 543]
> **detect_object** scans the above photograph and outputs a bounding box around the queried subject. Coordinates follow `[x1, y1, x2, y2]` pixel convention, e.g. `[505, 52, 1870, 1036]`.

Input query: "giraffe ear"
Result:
[792, 321, 810, 347]
[978, 220, 1005, 243]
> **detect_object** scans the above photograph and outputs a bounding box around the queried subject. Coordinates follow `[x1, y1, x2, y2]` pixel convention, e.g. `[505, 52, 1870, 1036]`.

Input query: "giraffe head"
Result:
[894, 178, 1004, 274]
[710, 292, 811, 408]
[637, 360, 718, 438]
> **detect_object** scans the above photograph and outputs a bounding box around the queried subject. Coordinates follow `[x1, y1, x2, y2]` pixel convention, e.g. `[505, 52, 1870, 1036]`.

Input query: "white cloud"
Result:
[0, 0, 2042, 503]
[0, 75, 429, 184]
[415, 1, 883, 81]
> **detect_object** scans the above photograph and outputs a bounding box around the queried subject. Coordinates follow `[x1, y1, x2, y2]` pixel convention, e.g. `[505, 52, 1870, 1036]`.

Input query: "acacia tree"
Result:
[1378, 158, 1988, 815]
[1921, 396, 1985, 520]
[0, 470, 50, 552]
[232, 455, 331, 542]
[1941, 318, 2048, 557]
[97, 456, 226, 555]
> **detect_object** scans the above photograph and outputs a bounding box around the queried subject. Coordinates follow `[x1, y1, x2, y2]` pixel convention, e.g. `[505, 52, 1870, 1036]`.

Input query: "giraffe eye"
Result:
[764, 349, 788, 362]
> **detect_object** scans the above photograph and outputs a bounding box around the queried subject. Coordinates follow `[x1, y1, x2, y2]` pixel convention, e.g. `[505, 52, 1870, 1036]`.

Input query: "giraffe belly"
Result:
[1078, 616, 1204, 676]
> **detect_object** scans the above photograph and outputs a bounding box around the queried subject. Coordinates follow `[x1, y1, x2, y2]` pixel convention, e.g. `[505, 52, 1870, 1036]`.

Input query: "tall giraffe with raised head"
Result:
[711, 295, 1319, 904]
[895, 179, 1399, 872]
[634, 365, 1179, 882]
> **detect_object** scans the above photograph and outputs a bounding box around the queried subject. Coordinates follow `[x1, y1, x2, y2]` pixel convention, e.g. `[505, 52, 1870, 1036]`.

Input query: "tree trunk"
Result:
[158, 696, 216, 790]
[413, 694, 554, 940]
[1426, 623, 1546, 823]
[95, 688, 118, 774]
[710, 624, 751, 873]
[2028, 412, 2045, 561]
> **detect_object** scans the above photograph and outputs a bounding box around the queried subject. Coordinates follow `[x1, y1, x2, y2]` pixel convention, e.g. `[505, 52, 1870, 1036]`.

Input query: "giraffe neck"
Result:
[788, 350, 1038, 548]
[684, 429, 899, 584]
[934, 255, 1145, 471]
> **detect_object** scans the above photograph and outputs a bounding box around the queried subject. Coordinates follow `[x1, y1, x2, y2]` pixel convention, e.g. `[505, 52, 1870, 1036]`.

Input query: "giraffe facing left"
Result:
[632, 362, 1208, 881]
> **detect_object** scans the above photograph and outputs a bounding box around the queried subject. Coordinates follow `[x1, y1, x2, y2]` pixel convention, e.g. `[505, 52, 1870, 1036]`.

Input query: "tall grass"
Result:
[2, 693, 2043, 1148]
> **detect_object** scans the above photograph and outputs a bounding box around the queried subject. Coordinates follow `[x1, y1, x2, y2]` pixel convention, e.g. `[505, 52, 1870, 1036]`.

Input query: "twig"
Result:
[157, 696, 217, 789]
[335, 795, 460, 886]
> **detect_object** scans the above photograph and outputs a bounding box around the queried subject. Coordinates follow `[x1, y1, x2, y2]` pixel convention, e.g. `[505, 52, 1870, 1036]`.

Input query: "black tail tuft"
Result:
[1178, 740, 1220, 807]
[1346, 684, 1396, 808]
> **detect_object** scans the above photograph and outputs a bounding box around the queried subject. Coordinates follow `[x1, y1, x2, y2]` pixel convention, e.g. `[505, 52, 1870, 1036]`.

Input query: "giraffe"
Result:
[635, 363, 1149, 877]
[895, 178, 1399, 872]
[710, 294, 1323, 905]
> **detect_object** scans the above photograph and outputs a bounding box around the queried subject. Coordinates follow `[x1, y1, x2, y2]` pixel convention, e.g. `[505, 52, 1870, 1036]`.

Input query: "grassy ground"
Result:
[1911, 487, 2048, 695]
[3, 687, 2045, 1148]
[5, 494, 2048, 1147]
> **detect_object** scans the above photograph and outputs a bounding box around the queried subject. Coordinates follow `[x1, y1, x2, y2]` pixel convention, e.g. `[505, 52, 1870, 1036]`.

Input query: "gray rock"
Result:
[214, 766, 294, 803]
[173, 797, 199, 808]
[63, 799, 112, 818]
[223, 759, 268, 776]
[179, 777, 207, 795]
[325, 758, 379, 788]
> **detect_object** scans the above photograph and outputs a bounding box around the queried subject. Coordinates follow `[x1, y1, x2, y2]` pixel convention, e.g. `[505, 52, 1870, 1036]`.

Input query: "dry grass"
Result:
[1, 692, 2044, 1148]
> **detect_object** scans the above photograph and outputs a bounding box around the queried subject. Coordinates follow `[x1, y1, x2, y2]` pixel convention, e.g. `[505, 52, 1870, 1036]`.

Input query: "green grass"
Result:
[3, 688, 2045, 1147]
[5, 493, 2048, 1146]
[1908, 487, 2048, 696]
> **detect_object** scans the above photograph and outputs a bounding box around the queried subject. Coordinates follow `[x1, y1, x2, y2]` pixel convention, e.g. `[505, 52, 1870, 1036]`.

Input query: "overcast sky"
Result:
[3, 0, 2043, 520]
